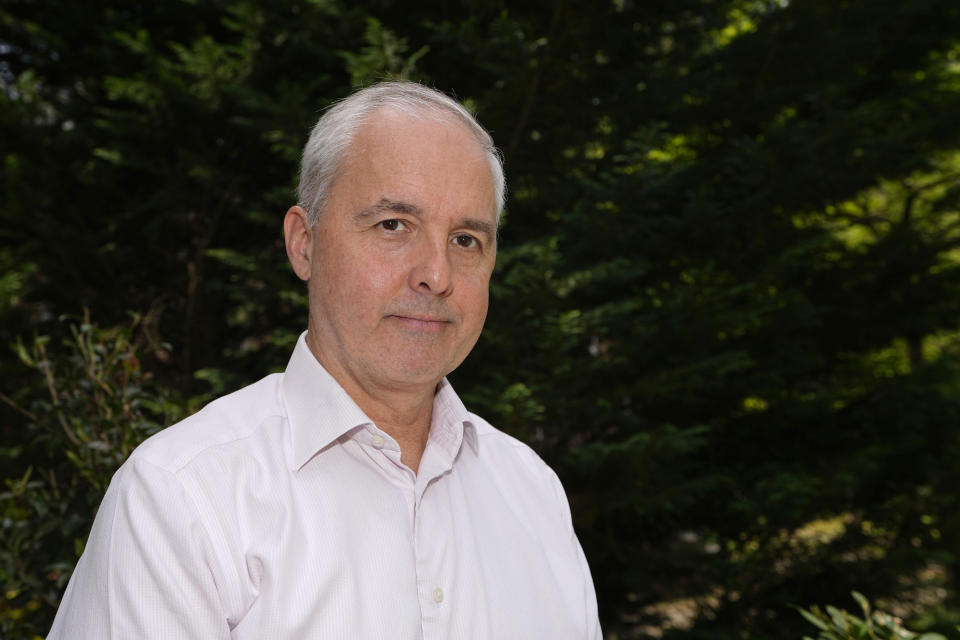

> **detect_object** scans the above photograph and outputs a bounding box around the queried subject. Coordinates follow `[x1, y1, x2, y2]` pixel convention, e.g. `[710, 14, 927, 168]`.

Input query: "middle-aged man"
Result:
[48, 81, 602, 639]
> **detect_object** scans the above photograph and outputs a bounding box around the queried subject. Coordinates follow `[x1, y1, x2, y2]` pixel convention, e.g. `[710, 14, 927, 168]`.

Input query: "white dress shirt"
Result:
[48, 333, 601, 639]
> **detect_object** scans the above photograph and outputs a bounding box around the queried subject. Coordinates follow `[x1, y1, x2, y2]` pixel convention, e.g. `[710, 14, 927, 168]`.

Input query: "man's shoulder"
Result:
[469, 412, 534, 451]
[130, 372, 287, 473]
[468, 412, 563, 486]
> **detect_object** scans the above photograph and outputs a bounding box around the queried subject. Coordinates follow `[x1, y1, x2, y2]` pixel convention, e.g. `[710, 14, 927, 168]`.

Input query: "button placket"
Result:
[414, 475, 452, 639]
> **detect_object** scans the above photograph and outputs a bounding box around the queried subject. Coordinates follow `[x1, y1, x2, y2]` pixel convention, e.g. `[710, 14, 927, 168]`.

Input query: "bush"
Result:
[798, 592, 950, 640]
[0, 314, 185, 637]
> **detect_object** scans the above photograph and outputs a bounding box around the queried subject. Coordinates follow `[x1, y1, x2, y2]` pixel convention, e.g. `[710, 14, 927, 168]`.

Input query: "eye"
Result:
[378, 219, 406, 232]
[453, 234, 478, 249]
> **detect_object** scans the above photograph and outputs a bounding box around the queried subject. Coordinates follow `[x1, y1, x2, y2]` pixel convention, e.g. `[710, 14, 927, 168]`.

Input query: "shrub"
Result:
[0, 315, 185, 637]
[798, 591, 949, 640]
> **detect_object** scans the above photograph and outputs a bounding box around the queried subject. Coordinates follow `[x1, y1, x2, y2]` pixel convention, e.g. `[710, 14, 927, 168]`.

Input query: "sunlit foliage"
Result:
[2, 0, 960, 637]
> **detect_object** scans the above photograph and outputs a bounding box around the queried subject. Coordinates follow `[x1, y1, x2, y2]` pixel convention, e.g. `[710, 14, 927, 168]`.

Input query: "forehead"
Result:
[332, 108, 497, 218]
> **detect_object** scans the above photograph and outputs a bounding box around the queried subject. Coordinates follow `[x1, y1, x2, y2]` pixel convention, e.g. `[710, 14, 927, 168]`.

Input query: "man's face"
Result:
[297, 109, 498, 393]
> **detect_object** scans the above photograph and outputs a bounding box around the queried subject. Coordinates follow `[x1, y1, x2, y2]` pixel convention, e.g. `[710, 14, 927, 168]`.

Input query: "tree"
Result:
[2, 0, 960, 637]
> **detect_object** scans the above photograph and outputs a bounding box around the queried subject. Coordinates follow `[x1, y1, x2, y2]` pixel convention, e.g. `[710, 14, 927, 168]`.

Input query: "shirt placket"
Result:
[413, 430, 461, 640]
[359, 422, 459, 640]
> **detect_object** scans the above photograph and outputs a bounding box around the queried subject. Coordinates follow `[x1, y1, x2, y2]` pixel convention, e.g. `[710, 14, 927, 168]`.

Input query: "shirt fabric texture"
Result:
[48, 333, 602, 639]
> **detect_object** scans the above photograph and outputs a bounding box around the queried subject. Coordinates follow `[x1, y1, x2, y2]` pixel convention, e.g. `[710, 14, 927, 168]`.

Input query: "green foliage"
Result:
[0, 316, 186, 636]
[339, 17, 430, 86]
[798, 592, 950, 640]
[2, 0, 960, 637]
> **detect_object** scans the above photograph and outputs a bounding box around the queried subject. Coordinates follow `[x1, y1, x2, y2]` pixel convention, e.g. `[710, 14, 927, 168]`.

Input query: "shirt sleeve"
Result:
[48, 456, 231, 639]
[545, 465, 604, 640]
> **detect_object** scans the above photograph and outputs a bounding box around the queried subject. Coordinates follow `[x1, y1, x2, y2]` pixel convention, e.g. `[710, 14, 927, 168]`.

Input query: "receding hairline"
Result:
[297, 81, 506, 227]
[332, 104, 498, 200]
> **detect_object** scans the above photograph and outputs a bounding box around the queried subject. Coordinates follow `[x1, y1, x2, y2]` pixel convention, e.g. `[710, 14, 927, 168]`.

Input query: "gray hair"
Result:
[296, 81, 505, 227]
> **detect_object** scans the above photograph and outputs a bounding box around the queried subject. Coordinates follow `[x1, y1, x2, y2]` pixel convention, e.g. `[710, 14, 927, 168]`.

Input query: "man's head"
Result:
[284, 82, 503, 395]
[297, 81, 505, 227]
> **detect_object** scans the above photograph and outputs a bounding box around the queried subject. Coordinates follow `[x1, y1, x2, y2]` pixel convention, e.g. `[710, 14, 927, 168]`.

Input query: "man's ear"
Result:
[284, 206, 313, 281]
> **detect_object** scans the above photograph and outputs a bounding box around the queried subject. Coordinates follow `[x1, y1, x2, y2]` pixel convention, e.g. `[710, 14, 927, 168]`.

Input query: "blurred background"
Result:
[2, 0, 959, 638]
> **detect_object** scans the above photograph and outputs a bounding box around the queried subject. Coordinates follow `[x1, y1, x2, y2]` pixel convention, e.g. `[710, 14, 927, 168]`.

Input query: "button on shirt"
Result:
[49, 333, 602, 639]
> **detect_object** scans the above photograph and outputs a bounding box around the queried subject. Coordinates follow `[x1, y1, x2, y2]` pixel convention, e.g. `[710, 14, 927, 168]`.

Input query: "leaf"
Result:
[13, 337, 35, 367]
[798, 607, 831, 631]
[827, 605, 850, 630]
[851, 591, 871, 618]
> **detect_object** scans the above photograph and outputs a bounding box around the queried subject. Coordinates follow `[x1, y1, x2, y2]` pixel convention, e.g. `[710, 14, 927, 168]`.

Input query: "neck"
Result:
[305, 333, 435, 473]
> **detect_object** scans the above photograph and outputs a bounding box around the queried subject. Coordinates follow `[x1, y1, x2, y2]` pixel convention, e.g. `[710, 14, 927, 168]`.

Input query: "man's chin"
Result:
[377, 355, 460, 389]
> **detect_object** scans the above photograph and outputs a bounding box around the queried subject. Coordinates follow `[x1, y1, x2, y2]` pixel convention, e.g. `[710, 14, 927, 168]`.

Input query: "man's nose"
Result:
[409, 237, 453, 297]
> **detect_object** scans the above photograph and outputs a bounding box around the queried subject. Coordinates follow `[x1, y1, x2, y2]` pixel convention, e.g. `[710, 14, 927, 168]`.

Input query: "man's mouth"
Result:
[389, 314, 451, 330]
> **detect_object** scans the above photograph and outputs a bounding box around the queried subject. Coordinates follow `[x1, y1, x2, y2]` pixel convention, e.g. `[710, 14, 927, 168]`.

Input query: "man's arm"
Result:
[48, 457, 231, 639]
[545, 466, 604, 640]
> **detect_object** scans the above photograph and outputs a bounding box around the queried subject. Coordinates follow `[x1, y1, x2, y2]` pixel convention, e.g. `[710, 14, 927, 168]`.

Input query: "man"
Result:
[49, 81, 601, 639]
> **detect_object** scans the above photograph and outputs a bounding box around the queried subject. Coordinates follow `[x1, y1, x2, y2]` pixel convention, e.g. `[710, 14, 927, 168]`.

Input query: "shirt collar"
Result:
[430, 377, 479, 459]
[282, 333, 373, 470]
[282, 332, 479, 471]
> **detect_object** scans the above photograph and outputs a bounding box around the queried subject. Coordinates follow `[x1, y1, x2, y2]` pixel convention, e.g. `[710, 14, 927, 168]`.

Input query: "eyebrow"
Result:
[459, 217, 497, 241]
[353, 198, 423, 222]
[354, 197, 497, 241]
